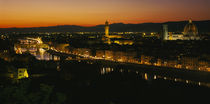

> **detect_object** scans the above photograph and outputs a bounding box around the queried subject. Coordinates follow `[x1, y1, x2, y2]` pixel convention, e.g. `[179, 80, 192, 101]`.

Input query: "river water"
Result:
[5, 38, 210, 103]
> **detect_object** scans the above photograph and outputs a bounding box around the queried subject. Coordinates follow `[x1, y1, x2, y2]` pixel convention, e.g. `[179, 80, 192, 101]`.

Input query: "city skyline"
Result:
[1, 0, 210, 28]
[1, 0, 210, 102]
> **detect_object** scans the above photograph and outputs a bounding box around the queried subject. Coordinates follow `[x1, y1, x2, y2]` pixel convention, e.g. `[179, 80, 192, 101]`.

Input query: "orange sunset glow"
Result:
[1, 0, 210, 28]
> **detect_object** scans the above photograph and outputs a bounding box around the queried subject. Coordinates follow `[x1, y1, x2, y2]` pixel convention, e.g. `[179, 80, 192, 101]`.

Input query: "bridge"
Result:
[47, 49, 86, 60]
[26, 37, 43, 44]
[15, 37, 49, 54]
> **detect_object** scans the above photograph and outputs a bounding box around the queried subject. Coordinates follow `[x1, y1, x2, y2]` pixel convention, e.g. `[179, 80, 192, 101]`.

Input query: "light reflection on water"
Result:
[11, 38, 210, 88]
[14, 45, 60, 61]
[14, 38, 210, 72]
[100, 67, 210, 88]
[51, 46, 210, 72]
[1, 61, 210, 89]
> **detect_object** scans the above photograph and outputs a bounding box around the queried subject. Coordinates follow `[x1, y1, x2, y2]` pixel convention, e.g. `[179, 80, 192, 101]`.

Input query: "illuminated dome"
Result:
[184, 19, 198, 35]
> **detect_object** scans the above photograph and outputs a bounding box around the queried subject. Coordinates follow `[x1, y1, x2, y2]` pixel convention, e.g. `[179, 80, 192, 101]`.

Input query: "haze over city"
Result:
[1, 0, 210, 28]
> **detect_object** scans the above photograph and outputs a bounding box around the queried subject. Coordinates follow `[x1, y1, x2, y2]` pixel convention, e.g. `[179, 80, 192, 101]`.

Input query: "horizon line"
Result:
[1, 19, 209, 29]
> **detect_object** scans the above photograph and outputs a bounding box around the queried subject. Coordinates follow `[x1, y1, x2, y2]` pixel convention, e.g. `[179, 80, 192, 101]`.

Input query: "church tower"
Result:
[161, 24, 169, 40]
[105, 20, 109, 37]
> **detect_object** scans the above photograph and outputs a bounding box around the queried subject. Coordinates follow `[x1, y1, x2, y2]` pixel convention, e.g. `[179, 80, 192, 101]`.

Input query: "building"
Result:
[103, 21, 133, 45]
[184, 19, 198, 36]
[161, 19, 201, 40]
[105, 20, 109, 37]
[161, 24, 169, 40]
[17, 68, 29, 79]
[103, 21, 122, 39]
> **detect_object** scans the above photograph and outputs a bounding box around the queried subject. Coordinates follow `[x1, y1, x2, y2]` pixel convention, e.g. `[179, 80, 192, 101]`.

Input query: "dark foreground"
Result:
[0, 60, 210, 104]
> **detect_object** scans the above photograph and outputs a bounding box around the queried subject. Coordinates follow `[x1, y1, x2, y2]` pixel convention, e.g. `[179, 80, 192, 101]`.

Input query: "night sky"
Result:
[1, 0, 210, 28]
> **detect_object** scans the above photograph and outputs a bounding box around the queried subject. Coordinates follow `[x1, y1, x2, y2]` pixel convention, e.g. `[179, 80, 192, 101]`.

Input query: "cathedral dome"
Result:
[184, 19, 198, 35]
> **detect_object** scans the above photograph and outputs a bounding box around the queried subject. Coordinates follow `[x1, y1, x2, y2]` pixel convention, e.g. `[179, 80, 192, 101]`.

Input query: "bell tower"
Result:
[105, 20, 109, 37]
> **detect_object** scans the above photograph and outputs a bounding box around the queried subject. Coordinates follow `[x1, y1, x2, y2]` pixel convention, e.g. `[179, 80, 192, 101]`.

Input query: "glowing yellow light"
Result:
[37, 37, 43, 44]
[17, 68, 29, 79]
[169, 32, 173, 40]
[105, 21, 109, 37]
[39, 48, 45, 53]
[154, 75, 157, 79]
[144, 73, 148, 80]
[151, 32, 155, 36]
[143, 33, 146, 36]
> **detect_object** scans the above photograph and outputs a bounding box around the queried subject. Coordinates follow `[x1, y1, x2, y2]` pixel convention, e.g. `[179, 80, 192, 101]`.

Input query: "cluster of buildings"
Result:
[102, 19, 201, 43]
[56, 47, 210, 71]
[102, 21, 134, 45]
[161, 19, 201, 40]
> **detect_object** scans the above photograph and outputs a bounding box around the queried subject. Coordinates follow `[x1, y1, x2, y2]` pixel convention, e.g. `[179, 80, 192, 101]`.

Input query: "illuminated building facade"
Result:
[17, 68, 29, 79]
[64, 47, 210, 72]
[105, 21, 109, 37]
[161, 24, 169, 40]
[161, 19, 201, 40]
[184, 19, 198, 36]
[104, 21, 122, 39]
[103, 21, 133, 45]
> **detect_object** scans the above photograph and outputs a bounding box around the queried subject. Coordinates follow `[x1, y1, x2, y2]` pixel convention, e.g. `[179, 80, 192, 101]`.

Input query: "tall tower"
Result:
[161, 24, 169, 40]
[169, 32, 173, 40]
[105, 20, 109, 37]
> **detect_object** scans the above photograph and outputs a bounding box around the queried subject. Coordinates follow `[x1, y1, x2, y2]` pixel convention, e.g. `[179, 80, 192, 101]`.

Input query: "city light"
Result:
[0, 0, 210, 102]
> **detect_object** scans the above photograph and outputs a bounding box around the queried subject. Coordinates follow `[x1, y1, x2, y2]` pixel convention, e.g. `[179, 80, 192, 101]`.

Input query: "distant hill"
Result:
[0, 20, 210, 33]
